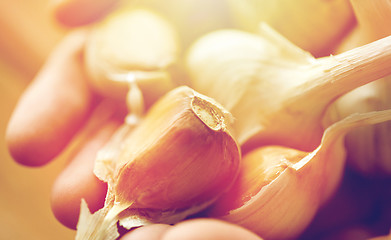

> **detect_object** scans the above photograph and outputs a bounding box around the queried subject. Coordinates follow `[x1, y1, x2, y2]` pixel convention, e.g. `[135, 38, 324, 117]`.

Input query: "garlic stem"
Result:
[327, 34, 391, 88]
[294, 34, 391, 114]
[245, 34, 391, 151]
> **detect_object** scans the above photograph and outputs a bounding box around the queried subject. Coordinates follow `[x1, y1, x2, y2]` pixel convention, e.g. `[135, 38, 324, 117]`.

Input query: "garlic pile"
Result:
[73, 1, 391, 239]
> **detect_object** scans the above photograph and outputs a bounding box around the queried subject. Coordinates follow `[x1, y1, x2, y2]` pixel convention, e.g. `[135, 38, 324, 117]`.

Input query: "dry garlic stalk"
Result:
[84, 6, 181, 110]
[207, 110, 391, 240]
[186, 23, 391, 152]
[75, 86, 241, 240]
[226, 0, 354, 56]
[324, 0, 391, 176]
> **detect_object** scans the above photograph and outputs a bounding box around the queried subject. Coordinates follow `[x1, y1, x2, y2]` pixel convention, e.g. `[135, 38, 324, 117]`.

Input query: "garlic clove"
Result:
[186, 23, 391, 152]
[207, 109, 391, 240]
[84, 6, 180, 108]
[76, 86, 241, 239]
[113, 86, 239, 210]
[227, 0, 355, 56]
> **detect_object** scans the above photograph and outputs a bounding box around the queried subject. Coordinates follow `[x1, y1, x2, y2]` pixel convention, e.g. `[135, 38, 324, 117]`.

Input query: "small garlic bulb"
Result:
[207, 110, 391, 240]
[76, 86, 241, 240]
[186, 23, 391, 152]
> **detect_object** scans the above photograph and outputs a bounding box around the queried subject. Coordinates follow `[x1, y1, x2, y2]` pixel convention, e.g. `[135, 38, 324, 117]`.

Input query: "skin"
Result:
[6, 30, 95, 167]
[121, 219, 263, 240]
[5, 1, 264, 239]
[49, 0, 120, 27]
[5, 29, 114, 229]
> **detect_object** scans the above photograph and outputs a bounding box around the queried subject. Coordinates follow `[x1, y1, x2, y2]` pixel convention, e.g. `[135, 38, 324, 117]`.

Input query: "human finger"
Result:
[6, 29, 96, 166]
[162, 218, 263, 240]
[120, 224, 172, 240]
[51, 103, 123, 229]
[50, 0, 120, 27]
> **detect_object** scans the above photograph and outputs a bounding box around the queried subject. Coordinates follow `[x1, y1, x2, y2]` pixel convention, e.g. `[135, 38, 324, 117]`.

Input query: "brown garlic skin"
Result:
[76, 86, 242, 240]
[113, 89, 241, 210]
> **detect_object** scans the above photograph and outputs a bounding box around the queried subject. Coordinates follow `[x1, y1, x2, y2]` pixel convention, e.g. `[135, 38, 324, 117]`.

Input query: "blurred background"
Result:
[0, 0, 75, 239]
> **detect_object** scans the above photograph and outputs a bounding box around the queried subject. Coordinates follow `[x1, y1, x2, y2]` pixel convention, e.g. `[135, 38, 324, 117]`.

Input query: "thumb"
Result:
[50, 0, 120, 27]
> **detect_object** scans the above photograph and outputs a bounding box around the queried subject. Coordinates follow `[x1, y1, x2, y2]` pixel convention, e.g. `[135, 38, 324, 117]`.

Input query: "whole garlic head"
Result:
[186, 23, 391, 152]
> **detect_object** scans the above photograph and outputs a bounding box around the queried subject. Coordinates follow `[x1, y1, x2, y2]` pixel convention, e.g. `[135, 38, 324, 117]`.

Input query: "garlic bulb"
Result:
[207, 109, 391, 240]
[75, 86, 241, 240]
[84, 6, 181, 109]
[227, 0, 355, 56]
[325, 0, 391, 176]
[186, 23, 391, 152]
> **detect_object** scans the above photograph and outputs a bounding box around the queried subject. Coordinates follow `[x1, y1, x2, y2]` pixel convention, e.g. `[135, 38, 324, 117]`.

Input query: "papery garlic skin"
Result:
[76, 86, 241, 239]
[207, 110, 391, 240]
[227, 0, 354, 56]
[84, 7, 180, 107]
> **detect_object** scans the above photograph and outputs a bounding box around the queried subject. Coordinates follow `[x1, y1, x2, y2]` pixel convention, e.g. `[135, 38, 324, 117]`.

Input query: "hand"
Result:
[5, 1, 263, 239]
[6, 0, 122, 230]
